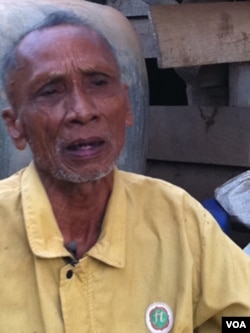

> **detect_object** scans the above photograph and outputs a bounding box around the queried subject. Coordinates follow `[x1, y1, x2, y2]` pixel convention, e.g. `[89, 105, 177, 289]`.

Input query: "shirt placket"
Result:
[59, 257, 97, 333]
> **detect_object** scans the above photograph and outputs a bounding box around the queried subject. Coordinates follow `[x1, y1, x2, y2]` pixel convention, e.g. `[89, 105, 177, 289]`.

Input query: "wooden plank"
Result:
[147, 106, 250, 167]
[149, 2, 250, 68]
[146, 160, 247, 202]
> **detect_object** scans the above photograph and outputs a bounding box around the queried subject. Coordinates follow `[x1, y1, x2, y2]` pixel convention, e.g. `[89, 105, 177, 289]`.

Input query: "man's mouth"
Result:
[66, 138, 105, 157]
[68, 140, 103, 151]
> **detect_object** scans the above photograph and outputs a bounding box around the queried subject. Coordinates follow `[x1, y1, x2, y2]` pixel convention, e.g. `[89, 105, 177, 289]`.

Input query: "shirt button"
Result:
[66, 269, 73, 279]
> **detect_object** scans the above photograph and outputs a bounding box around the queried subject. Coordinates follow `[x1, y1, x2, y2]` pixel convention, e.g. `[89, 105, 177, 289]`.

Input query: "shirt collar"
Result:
[21, 163, 126, 268]
[88, 167, 127, 268]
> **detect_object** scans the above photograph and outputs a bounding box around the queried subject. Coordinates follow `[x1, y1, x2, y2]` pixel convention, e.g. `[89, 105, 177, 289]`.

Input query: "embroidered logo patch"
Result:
[146, 302, 174, 333]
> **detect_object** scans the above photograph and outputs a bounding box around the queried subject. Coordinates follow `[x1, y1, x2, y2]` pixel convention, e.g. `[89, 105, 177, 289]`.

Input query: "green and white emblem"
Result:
[146, 302, 174, 333]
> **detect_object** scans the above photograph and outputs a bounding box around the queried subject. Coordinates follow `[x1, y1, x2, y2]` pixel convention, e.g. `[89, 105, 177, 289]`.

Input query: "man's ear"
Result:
[1, 108, 27, 150]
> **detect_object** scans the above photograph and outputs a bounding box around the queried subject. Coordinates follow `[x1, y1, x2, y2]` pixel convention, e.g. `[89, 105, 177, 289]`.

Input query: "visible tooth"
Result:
[81, 145, 92, 149]
[69, 141, 100, 150]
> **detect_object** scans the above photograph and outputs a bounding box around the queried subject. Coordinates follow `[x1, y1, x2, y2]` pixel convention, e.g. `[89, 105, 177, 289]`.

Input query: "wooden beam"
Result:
[147, 106, 250, 167]
[146, 160, 247, 202]
[149, 2, 250, 68]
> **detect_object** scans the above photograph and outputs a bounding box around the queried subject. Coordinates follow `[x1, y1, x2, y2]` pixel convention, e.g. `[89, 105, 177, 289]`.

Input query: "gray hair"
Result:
[2, 10, 117, 102]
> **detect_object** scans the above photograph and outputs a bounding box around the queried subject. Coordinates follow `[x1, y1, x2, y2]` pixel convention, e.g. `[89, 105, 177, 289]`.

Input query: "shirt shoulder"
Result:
[115, 169, 222, 263]
[0, 169, 25, 219]
[0, 169, 23, 196]
[117, 169, 183, 192]
[117, 169, 199, 210]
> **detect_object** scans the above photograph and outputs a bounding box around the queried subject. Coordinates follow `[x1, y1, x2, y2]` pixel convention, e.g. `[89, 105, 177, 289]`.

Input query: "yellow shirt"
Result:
[0, 163, 249, 333]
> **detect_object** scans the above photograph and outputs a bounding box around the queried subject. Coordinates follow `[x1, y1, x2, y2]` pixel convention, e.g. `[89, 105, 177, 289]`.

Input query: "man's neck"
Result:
[38, 170, 114, 258]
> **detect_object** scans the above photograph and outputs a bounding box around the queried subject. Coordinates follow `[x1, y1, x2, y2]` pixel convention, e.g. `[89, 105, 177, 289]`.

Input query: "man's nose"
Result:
[65, 88, 98, 125]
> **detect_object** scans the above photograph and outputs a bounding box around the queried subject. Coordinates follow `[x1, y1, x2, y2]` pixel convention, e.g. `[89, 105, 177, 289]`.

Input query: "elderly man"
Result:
[0, 10, 249, 333]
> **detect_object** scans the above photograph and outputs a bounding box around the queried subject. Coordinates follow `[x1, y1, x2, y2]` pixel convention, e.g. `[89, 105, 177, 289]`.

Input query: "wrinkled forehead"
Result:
[15, 24, 119, 71]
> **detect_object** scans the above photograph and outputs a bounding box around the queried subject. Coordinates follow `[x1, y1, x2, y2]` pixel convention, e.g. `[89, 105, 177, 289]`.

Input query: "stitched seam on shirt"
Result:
[88, 263, 97, 333]
[193, 206, 206, 328]
[183, 193, 202, 323]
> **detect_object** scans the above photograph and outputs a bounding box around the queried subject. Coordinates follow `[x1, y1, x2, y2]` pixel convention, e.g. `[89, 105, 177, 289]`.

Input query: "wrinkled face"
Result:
[6, 25, 132, 183]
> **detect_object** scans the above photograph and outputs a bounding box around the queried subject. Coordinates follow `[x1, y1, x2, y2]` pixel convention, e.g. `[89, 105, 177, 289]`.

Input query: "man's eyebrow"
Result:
[83, 71, 111, 80]
[30, 72, 65, 91]
[77, 65, 117, 78]
[32, 70, 109, 83]
[29, 66, 118, 90]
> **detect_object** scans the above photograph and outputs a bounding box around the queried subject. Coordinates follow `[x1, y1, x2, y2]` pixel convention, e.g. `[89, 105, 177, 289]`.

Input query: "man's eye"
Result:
[91, 78, 108, 87]
[95, 80, 106, 86]
[40, 88, 58, 96]
[37, 82, 64, 98]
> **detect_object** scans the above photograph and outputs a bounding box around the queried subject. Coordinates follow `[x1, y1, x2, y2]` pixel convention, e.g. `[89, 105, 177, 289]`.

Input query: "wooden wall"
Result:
[146, 106, 249, 201]
[110, 1, 250, 203]
[107, 0, 250, 247]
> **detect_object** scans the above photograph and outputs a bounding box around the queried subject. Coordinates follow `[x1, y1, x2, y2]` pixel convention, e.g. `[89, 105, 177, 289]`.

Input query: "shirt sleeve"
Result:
[192, 203, 250, 333]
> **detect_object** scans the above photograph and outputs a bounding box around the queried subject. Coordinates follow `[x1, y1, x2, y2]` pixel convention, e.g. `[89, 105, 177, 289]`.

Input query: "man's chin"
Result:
[51, 164, 115, 184]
